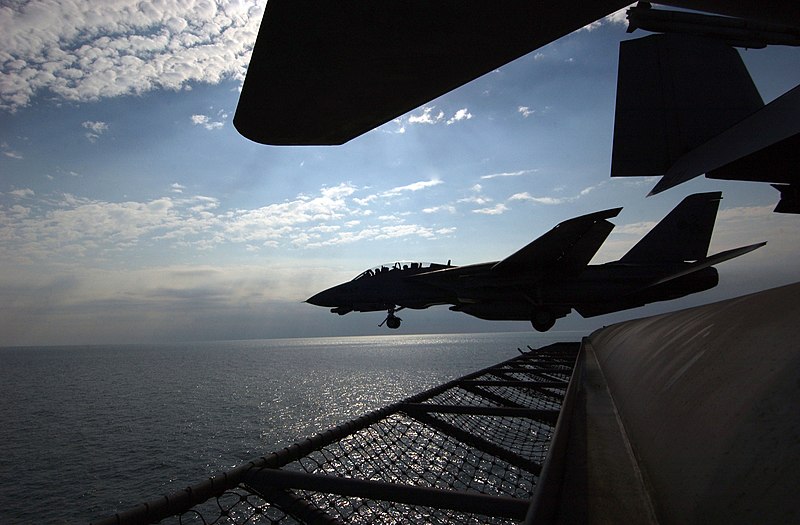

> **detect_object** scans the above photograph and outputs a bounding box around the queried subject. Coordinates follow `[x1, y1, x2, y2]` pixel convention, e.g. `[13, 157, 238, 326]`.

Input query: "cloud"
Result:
[0, 261, 357, 345]
[82, 120, 108, 141]
[380, 179, 443, 197]
[353, 194, 378, 206]
[612, 220, 658, 237]
[401, 106, 473, 128]
[422, 205, 456, 214]
[0, 181, 462, 261]
[518, 106, 535, 118]
[458, 195, 493, 205]
[509, 193, 570, 205]
[191, 110, 227, 130]
[579, 6, 632, 32]
[386, 118, 406, 134]
[8, 188, 35, 199]
[408, 107, 445, 125]
[509, 183, 602, 205]
[301, 223, 453, 248]
[0, 0, 265, 111]
[481, 169, 537, 180]
[446, 108, 472, 125]
[1, 142, 23, 159]
[472, 203, 508, 215]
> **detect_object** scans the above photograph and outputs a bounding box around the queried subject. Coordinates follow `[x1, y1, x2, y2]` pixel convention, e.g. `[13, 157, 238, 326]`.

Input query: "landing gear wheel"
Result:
[379, 306, 404, 329]
[531, 310, 556, 332]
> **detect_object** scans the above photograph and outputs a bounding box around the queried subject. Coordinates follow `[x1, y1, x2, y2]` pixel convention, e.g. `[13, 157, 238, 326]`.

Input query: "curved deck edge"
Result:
[577, 282, 800, 524]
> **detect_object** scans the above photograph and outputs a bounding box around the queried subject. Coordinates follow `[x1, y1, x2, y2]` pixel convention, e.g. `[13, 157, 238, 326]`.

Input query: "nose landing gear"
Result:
[379, 306, 404, 329]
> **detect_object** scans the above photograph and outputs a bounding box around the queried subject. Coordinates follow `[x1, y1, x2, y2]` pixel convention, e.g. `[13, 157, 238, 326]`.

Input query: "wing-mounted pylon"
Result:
[491, 207, 622, 276]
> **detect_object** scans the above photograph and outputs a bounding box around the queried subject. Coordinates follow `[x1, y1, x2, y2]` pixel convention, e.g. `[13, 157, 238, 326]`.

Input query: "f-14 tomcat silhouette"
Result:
[307, 192, 765, 331]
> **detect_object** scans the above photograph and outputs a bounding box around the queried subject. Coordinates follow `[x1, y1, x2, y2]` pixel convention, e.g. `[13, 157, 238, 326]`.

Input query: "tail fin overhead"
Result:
[621, 192, 722, 264]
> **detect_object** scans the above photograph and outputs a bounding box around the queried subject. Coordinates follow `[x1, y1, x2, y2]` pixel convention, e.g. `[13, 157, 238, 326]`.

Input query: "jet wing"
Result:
[491, 208, 622, 276]
[234, 0, 630, 145]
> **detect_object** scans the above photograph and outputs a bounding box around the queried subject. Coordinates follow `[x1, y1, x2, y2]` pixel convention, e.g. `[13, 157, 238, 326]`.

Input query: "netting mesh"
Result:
[93, 343, 580, 525]
[159, 488, 293, 525]
[293, 412, 537, 497]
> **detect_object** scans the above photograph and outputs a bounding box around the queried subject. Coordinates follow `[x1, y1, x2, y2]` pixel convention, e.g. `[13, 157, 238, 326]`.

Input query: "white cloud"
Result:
[8, 188, 35, 199]
[481, 169, 537, 180]
[446, 108, 473, 125]
[1, 142, 23, 159]
[518, 106, 535, 118]
[458, 195, 493, 205]
[380, 179, 443, 197]
[579, 6, 631, 32]
[408, 106, 445, 125]
[191, 112, 226, 130]
[0, 180, 465, 263]
[0, 0, 265, 111]
[303, 223, 451, 248]
[472, 203, 508, 215]
[383, 118, 406, 134]
[82, 120, 108, 142]
[353, 194, 378, 206]
[509, 192, 569, 205]
[509, 183, 601, 205]
[518, 105, 553, 118]
[402, 106, 473, 128]
[422, 205, 456, 214]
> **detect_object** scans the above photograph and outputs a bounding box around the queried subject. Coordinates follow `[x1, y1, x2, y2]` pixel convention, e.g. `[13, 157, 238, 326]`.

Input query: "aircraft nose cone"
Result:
[306, 289, 335, 307]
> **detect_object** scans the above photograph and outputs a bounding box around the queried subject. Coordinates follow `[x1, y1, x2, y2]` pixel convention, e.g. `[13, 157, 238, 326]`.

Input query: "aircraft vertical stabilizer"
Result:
[611, 33, 763, 179]
[621, 192, 721, 264]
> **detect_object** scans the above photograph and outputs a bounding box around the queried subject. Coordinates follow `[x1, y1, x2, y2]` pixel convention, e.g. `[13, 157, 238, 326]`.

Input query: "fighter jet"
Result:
[306, 192, 765, 331]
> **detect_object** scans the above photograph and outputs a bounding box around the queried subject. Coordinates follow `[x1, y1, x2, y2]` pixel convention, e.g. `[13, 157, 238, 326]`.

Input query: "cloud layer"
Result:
[0, 0, 264, 110]
[0, 180, 463, 263]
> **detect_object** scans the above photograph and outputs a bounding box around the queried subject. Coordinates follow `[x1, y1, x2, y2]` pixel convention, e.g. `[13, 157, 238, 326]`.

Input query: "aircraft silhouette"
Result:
[306, 192, 765, 331]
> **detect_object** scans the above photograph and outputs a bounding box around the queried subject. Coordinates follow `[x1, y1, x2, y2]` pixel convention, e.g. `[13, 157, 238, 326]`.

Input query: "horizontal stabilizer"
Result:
[621, 192, 721, 264]
[648, 242, 766, 287]
[234, 0, 629, 145]
[611, 33, 763, 179]
[492, 208, 621, 275]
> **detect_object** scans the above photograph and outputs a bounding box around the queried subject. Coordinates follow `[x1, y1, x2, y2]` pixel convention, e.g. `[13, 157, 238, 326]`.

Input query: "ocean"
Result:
[0, 331, 584, 524]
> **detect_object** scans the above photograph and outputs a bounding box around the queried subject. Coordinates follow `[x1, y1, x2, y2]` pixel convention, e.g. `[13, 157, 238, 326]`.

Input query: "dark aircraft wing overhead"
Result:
[234, 0, 630, 145]
[491, 208, 622, 276]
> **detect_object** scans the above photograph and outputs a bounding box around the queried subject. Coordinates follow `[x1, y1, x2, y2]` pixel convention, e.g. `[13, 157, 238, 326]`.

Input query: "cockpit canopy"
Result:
[352, 261, 440, 280]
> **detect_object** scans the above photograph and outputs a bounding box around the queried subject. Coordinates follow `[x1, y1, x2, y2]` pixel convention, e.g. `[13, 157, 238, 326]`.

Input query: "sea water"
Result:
[0, 331, 583, 524]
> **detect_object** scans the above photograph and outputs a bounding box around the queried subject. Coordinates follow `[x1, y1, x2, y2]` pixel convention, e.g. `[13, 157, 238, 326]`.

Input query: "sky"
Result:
[1, 1, 799, 346]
